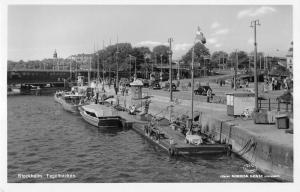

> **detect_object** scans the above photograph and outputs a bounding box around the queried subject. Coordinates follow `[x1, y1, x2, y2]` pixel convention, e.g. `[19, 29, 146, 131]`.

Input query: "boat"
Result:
[54, 91, 65, 104]
[61, 93, 86, 114]
[112, 28, 232, 156]
[79, 103, 123, 128]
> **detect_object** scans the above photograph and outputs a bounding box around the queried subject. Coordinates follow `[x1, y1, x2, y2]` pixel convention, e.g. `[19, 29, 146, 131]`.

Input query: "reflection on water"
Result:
[7, 96, 276, 183]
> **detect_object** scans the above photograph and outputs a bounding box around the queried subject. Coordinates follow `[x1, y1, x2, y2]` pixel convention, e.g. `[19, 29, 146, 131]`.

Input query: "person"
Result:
[176, 80, 180, 89]
[114, 81, 118, 95]
[207, 89, 212, 103]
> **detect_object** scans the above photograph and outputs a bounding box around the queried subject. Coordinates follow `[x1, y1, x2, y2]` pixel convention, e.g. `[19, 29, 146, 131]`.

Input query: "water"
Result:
[7, 96, 275, 183]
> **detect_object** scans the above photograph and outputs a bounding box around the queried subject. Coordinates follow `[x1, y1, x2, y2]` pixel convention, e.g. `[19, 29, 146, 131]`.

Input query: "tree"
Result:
[152, 45, 169, 64]
[210, 51, 228, 69]
[181, 42, 210, 67]
[96, 43, 133, 72]
[228, 51, 249, 69]
[130, 46, 151, 72]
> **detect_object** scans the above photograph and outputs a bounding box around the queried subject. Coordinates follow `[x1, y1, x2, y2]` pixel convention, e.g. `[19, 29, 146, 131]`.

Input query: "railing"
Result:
[258, 98, 293, 112]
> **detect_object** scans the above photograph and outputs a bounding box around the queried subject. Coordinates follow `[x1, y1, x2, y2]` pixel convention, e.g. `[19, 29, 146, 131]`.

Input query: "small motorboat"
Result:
[79, 103, 123, 128]
[61, 93, 86, 114]
[54, 91, 64, 104]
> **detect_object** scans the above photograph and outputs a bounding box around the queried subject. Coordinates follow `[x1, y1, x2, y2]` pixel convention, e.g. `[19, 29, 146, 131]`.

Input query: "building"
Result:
[67, 53, 93, 70]
[286, 41, 293, 73]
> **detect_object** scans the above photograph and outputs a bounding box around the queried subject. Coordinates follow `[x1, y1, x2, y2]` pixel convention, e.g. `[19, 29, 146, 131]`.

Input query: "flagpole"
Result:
[191, 26, 206, 129]
[191, 44, 195, 125]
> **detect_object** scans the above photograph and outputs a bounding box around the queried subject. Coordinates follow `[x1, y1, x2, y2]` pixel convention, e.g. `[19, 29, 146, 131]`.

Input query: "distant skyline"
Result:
[8, 5, 292, 61]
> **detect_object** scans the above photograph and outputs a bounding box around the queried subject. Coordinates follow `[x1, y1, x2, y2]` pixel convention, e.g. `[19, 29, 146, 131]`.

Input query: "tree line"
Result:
[8, 42, 272, 73]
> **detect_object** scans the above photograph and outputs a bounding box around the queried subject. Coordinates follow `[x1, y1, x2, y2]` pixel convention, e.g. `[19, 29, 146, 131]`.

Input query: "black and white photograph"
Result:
[1, 0, 299, 191]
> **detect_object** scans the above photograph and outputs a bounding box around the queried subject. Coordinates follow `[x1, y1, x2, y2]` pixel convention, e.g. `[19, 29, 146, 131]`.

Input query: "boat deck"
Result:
[117, 110, 230, 156]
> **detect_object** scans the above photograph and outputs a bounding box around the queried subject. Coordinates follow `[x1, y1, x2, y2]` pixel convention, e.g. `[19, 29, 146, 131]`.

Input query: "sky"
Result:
[7, 5, 292, 61]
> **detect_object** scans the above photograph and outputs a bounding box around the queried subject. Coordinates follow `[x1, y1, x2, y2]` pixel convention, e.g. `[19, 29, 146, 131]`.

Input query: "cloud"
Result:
[174, 43, 192, 51]
[135, 41, 167, 47]
[215, 43, 222, 48]
[212, 28, 229, 36]
[211, 22, 220, 29]
[237, 6, 276, 19]
[207, 37, 218, 44]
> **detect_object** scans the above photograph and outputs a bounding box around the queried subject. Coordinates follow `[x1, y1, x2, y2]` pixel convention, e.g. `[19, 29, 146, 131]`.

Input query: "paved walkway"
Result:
[118, 92, 293, 149]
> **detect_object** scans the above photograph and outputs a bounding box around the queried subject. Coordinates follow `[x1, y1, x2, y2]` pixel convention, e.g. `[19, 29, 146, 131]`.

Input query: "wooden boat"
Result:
[79, 103, 123, 128]
[61, 94, 86, 114]
[143, 120, 231, 156]
[54, 91, 64, 104]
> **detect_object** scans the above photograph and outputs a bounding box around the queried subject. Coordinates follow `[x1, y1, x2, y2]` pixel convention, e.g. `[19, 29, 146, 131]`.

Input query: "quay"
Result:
[115, 88, 293, 182]
[116, 110, 230, 156]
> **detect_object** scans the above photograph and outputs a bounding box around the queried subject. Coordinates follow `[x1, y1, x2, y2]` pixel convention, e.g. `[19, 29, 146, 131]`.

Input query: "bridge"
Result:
[7, 69, 99, 85]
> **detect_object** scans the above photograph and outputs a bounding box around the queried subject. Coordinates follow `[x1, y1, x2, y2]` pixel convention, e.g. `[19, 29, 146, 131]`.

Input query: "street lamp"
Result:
[160, 54, 163, 82]
[168, 37, 173, 102]
[177, 60, 180, 80]
[129, 55, 132, 80]
[129, 54, 137, 80]
[250, 19, 260, 112]
[134, 56, 137, 79]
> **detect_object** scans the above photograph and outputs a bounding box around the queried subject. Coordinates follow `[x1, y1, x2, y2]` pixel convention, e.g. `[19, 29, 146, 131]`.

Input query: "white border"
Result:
[1, 1, 299, 192]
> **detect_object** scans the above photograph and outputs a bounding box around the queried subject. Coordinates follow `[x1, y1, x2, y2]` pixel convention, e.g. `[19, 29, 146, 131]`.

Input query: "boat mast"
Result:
[116, 36, 119, 89]
[102, 40, 105, 83]
[191, 43, 195, 126]
[88, 53, 91, 86]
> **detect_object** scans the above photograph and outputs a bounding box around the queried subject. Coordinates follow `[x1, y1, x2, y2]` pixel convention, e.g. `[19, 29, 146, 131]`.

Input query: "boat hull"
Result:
[61, 100, 80, 114]
[80, 109, 122, 128]
[54, 94, 63, 104]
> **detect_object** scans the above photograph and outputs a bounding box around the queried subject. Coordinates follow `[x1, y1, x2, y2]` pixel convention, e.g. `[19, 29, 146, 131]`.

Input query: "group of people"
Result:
[264, 76, 293, 92]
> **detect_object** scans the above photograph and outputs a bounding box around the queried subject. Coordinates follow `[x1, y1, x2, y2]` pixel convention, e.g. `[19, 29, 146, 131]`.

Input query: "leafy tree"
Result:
[228, 51, 249, 69]
[152, 45, 169, 64]
[130, 46, 151, 71]
[181, 42, 210, 67]
[96, 43, 133, 72]
[211, 51, 228, 69]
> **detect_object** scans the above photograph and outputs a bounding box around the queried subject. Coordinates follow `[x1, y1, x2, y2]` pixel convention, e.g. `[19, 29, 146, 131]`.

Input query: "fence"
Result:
[258, 98, 293, 112]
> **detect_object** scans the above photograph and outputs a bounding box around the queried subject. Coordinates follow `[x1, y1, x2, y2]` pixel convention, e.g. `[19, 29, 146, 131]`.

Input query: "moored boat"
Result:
[79, 103, 123, 128]
[61, 94, 86, 114]
[54, 91, 64, 104]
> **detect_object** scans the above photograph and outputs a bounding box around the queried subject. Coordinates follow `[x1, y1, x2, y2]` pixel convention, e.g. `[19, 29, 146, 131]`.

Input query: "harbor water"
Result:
[7, 96, 276, 183]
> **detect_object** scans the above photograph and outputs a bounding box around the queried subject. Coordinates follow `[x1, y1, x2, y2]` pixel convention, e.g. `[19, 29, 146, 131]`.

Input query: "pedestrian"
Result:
[176, 80, 180, 89]
[207, 89, 212, 103]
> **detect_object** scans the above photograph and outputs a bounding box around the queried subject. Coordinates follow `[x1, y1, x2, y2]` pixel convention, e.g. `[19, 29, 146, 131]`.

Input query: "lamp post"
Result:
[235, 50, 238, 91]
[250, 19, 260, 112]
[134, 56, 137, 79]
[144, 54, 147, 79]
[160, 54, 163, 82]
[129, 55, 132, 80]
[168, 38, 173, 102]
[177, 60, 180, 80]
